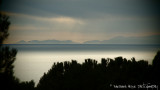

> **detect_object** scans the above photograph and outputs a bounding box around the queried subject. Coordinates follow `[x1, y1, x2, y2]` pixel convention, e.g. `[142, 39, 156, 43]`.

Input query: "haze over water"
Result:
[6, 44, 160, 85]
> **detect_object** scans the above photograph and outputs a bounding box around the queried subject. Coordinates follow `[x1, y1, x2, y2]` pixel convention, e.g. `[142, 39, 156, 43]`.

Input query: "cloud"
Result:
[2, 11, 159, 44]
[10, 25, 48, 31]
[1, 0, 160, 44]
[1, 0, 159, 18]
[2, 10, 159, 34]
[2, 11, 84, 25]
[3, 11, 85, 33]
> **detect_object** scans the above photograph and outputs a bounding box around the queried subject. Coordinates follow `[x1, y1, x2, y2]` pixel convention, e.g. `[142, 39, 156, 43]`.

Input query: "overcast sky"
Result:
[1, 0, 160, 43]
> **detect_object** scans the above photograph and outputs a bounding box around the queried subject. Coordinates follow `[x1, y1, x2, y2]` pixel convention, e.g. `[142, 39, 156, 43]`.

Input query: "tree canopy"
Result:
[0, 13, 10, 44]
[0, 12, 35, 90]
[36, 52, 160, 90]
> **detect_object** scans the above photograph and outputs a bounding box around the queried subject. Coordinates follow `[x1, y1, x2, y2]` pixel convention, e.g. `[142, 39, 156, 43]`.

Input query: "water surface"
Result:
[5, 44, 160, 85]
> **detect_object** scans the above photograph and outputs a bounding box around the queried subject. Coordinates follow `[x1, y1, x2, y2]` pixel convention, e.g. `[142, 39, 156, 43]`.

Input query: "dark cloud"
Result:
[1, 0, 160, 18]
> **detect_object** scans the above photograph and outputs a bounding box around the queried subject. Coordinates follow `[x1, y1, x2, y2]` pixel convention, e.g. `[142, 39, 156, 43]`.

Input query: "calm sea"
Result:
[4, 44, 160, 85]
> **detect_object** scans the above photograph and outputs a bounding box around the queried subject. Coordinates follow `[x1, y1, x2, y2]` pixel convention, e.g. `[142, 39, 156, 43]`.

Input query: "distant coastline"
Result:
[4, 35, 160, 45]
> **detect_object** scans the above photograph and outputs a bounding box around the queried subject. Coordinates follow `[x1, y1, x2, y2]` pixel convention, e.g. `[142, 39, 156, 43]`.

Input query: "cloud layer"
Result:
[1, 0, 160, 44]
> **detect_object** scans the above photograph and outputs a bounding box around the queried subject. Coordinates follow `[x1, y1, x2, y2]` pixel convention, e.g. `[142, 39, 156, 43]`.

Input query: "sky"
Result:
[0, 0, 160, 44]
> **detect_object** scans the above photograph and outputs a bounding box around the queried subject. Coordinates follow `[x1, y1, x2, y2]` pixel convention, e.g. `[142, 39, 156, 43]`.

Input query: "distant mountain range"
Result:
[16, 40, 77, 44]
[83, 35, 160, 44]
[16, 35, 160, 44]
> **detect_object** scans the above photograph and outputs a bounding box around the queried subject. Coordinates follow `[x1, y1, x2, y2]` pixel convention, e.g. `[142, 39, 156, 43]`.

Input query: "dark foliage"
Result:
[0, 46, 35, 90]
[0, 12, 35, 90]
[0, 13, 10, 45]
[36, 51, 160, 90]
[152, 51, 160, 84]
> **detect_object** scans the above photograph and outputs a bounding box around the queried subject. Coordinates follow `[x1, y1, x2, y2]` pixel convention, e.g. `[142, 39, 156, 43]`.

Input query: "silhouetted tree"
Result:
[36, 52, 160, 90]
[152, 51, 160, 85]
[0, 12, 35, 90]
[0, 13, 10, 44]
[0, 12, 18, 90]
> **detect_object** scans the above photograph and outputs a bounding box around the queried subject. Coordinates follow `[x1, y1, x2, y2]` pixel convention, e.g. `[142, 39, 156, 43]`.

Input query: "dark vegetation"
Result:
[0, 12, 35, 90]
[36, 53, 160, 90]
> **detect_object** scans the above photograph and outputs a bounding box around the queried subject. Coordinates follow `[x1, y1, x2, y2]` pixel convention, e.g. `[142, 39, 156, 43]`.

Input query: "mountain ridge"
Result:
[16, 35, 160, 44]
